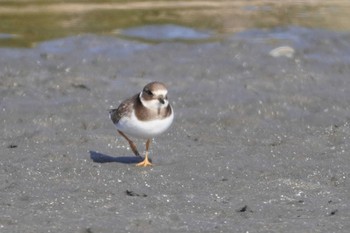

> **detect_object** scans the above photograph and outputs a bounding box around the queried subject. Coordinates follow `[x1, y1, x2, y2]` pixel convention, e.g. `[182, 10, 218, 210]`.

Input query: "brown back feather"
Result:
[109, 94, 138, 124]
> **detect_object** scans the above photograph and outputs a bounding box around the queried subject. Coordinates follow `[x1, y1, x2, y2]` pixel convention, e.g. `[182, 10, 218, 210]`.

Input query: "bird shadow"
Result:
[89, 151, 143, 164]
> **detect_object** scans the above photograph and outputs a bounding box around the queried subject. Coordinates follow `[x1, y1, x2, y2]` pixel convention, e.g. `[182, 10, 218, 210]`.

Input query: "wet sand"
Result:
[1, 27, 350, 232]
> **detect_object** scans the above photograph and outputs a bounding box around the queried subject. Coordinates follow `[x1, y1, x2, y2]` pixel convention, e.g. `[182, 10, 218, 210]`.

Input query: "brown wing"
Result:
[109, 94, 138, 124]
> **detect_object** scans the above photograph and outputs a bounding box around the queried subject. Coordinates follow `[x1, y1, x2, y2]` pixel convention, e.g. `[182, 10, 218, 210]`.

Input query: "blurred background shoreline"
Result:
[1, 0, 350, 47]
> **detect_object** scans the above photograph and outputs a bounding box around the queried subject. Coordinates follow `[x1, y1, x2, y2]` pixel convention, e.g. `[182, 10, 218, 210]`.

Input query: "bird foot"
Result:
[136, 155, 153, 167]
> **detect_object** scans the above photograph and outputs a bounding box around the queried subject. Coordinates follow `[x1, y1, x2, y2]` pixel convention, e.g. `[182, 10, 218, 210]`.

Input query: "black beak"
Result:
[158, 97, 165, 104]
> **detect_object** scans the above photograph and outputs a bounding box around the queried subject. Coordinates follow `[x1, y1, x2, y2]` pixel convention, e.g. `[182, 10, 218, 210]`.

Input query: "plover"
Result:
[109, 81, 174, 167]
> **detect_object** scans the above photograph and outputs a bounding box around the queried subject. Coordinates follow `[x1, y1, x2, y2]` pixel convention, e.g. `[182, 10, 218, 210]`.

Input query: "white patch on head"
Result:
[153, 89, 167, 97]
[140, 92, 169, 109]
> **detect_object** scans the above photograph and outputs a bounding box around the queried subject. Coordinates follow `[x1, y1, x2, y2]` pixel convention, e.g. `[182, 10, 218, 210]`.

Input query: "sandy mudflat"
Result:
[1, 27, 350, 232]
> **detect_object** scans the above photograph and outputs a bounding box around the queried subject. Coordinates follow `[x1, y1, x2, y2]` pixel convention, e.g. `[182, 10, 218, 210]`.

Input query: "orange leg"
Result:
[118, 130, 141, 157]
[136, 139, 153, 167]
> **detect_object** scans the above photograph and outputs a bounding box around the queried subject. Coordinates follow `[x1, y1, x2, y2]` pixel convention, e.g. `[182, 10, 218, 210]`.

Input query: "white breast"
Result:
[116, 107, 174, 139]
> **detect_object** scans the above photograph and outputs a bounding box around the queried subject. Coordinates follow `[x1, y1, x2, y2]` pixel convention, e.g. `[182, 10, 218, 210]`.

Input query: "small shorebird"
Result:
[109, 81, 174, 167]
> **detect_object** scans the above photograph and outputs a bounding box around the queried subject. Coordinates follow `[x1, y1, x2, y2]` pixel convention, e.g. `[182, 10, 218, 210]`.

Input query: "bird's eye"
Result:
[145, 89, 153, 96]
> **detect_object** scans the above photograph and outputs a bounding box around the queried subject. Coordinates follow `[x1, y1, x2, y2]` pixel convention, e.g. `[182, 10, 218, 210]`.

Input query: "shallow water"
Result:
[0, 0, 350, 47]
